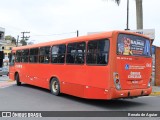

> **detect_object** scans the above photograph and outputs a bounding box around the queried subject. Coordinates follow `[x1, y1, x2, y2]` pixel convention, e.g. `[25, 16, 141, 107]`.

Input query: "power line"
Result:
[31, 31, 77, 37]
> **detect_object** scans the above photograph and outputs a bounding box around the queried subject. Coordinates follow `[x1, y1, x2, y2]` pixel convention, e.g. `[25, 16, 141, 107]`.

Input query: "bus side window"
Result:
[9, 53, 15, 66]
[75, 42, 85, 64]
[21, 49, 29, 63]
[66, 42, 85, 64]
[97, 40, 109, 64]
[66, 43, 76, 64]
[39, 46, 50, 64]
[87, 41, 97, 64]
[51, 44, 66, 64]
[15, 50, 22, 63]
[29, 48, 39, 63]
[87, 39, 109, 65]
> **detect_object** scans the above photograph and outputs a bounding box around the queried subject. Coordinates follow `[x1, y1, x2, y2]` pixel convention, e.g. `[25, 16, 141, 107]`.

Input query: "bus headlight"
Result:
[114, 72, 121, 90]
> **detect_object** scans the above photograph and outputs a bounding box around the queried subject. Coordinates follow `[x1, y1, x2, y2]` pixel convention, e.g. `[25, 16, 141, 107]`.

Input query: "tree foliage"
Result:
[5, 35, 12, 40]
[5, 35, 16, 45]
[20, 39, 27, 46]
[113, 0, 121, 6]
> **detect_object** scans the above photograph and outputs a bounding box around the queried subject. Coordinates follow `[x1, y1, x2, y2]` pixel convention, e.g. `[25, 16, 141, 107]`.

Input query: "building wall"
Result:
[0, 27, 5, 41]
[155, 47, 160, 86]
[0, 27, 5, 51]
[3, 46, 12, 55]
[152, 54, 155, 85]
[3, 44, 16, 56]
[151, 45, 156, 85]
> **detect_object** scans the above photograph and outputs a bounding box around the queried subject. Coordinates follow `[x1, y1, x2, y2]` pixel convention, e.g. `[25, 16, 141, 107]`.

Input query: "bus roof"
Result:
[12, 30, 150, 50]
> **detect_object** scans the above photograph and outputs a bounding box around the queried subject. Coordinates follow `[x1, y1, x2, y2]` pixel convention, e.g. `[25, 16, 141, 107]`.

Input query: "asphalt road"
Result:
[0, 76, 160, 120]
[0, 83, 160, 111]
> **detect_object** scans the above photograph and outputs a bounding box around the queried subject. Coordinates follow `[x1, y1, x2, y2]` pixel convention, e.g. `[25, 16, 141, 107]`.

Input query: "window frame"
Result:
[39, 46, 51, 64]
[117, 33, 152, 58]
[66, 41, 86, 65]
[51, 44, 66, 64]
[21, 49, 29, 63]
[29, 47, 39, 63]
[86, 39, 110, 66]
[15, 50, 22, 63]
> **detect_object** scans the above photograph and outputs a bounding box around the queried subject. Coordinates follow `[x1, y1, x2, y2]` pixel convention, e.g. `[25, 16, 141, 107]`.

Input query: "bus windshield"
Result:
[117, 34, 151, 57]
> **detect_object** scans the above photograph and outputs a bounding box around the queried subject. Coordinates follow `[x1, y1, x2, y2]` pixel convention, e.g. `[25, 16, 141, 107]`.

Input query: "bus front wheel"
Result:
[50, 78, 60, 96]
[15, 73, 21, 86]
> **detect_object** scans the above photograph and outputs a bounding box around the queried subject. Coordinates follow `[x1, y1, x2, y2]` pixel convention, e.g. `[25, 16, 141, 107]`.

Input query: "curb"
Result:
[150, 92, 160, 96]
[7, 79, 14, 82]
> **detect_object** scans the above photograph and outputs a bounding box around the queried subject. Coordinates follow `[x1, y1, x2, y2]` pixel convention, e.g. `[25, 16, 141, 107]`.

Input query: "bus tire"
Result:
[50, 78, 60, 96]
[16, 73, 21, 86]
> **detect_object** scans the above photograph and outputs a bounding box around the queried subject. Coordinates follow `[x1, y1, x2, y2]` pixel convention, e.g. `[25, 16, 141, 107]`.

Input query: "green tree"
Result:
[113, 0, 120, 5]
[11, 37, 16, 45]
[20, 39, 27, 46]
[5, 35, 16, 45]
[5, 35, 12, 40]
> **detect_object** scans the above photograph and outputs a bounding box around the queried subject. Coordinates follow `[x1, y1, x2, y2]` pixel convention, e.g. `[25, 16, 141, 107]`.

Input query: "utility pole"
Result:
[76, 30, 79, 37]
[21, 31, 30, 46]
[125, 0, 130, 30]
[21, 31, 30, 41]
[16, 35, 19, 47]
[136, 0, 143, 29]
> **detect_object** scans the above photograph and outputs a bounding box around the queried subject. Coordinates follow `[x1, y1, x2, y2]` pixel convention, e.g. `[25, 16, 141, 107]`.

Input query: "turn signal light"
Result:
[115, 74, 119, 79]
[116, 79, 119, 84]
[113, 72, 121, 90]
[148, 74, 152, 87]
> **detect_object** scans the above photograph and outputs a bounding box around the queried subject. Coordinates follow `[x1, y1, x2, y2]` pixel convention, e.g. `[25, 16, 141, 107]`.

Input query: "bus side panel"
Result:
[60, 65, 111, 99]
[9, 69, 15, 80]
[30, 64, 86, 98]
[32, 64, 50, 88]
[84, 86, 110, 99]
[26, 64, 45, 87]
[61, 82, 85, 98]
[19, 63, 29, 83]
[14, 64, 28, 83]
[35, 64, 66, 90]
[84, 66, 111, 99]
[60, 65, 86, 98]
[9, 65, 15, 81]
[32, 64, 111, 99]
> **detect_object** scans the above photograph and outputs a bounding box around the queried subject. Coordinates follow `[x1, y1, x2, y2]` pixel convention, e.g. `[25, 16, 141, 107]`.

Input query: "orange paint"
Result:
[9, 31, 152, 99]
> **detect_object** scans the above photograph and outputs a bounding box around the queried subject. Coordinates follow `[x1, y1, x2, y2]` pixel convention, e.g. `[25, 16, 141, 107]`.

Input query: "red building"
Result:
[155, 47, 160, 85]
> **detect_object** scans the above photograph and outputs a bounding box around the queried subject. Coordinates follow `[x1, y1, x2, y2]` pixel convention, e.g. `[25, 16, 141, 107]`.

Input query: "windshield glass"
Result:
[117, 34, 151, 57]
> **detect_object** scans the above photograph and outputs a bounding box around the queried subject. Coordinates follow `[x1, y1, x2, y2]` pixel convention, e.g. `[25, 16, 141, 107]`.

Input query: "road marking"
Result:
[0, 81, 16, 88]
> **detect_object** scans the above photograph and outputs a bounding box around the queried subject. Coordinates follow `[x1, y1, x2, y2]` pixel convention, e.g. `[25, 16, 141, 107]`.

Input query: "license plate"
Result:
[132, 80, 138, 84]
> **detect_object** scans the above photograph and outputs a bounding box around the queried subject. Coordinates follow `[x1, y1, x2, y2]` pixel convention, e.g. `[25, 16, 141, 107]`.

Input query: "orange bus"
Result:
[9, 31, 152, 99]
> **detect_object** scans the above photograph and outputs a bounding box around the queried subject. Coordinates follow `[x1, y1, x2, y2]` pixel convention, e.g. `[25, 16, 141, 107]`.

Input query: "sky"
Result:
[0, 0, 160, 46]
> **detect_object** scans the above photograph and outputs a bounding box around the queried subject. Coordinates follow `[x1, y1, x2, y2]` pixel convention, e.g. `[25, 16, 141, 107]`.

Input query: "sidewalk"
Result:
[150, 86, 160, 96]
[0, 80, 15, 88]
